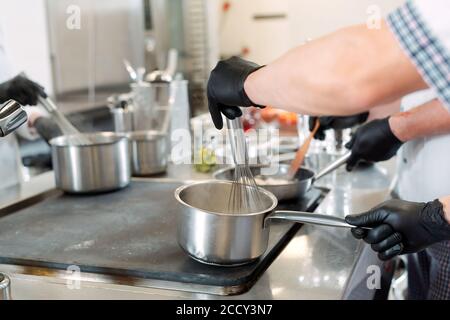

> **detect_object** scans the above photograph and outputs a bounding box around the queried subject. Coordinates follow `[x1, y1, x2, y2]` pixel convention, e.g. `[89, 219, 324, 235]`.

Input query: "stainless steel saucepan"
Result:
[50, 132, 131, 193]
[214, 152, 351, 201]
[127, 130, 168, 176]
[175, 180, 354, 266]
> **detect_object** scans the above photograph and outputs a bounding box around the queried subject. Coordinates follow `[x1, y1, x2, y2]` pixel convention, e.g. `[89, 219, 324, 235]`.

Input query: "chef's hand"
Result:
[34, 117, 62, 143]
[309, 113, 369, 140]
[0, 75, 47, 106]
[345, 199, 450, 261]
[345, 117, 403, 171]
[207, 56, 264, 129]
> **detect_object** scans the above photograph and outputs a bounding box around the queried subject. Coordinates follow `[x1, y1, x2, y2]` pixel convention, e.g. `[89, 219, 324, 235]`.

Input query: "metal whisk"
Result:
[226, 117, 265, 214]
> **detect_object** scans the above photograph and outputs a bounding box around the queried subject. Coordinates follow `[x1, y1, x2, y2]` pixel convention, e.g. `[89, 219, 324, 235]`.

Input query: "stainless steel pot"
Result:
[50, 132, 131, 193]
[214, 152, 351, 201]
[175, 180, 354, 266]
[127, 131, 168, 176]
[110, 108, 133, 133]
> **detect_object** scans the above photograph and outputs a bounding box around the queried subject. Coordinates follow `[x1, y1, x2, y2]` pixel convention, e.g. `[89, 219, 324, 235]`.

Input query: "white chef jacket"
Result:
[389, 0, 450, 199]
[392, 0, 450, 200]
[395, 90, 450, 202]
[387, 1, 450, 300]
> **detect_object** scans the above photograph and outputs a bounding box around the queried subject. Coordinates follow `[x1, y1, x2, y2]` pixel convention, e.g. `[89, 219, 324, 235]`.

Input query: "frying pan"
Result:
[175, 180, 355, 266]
[214, 152, 351, 201]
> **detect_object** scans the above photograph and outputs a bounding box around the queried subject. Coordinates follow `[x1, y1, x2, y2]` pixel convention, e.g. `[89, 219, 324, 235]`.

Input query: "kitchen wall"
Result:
[219, 0, 404, 64]
[0, 0, 54, 94]
[47, 0, 145, 95]
[0, 0, 146, 98]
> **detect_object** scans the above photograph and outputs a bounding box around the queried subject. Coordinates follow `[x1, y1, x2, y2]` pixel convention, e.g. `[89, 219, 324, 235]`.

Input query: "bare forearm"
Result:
[389, 100, 450, 142]
[244, 21, 426, 115]
[367, 100, 401, 121]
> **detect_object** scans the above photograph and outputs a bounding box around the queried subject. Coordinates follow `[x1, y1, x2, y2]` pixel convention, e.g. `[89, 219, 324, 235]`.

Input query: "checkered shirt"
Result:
[387, 0, 450, 110]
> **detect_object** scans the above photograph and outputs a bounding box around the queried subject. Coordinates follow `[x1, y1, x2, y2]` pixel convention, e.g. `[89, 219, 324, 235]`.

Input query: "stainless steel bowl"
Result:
[127, 131, 168, 176]
[50, 132, 131, 193]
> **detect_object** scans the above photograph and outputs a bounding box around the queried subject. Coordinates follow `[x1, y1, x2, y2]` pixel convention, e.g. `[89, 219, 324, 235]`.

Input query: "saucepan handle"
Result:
[265, 210, 355, 229]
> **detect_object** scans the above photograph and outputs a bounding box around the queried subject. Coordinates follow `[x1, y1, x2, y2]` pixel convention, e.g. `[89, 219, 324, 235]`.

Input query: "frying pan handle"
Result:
[314, 152, 351, 182]
[266, 210, 355, 229]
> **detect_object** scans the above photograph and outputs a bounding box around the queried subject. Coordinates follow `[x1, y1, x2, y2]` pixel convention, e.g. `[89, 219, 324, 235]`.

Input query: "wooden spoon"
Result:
[286, 118, 320, 180]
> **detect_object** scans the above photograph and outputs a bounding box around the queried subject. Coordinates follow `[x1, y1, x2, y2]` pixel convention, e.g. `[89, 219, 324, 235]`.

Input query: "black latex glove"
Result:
[309, 113, 369, 140]
[207, 56, 264, 129]
[34, 117, 63, 144]
[0, 75, 47, 106]
[345, 117, 403, 171]
[345, 199, 450, 261]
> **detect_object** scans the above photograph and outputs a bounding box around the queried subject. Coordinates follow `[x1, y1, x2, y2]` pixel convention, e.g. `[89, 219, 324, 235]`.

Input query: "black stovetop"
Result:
[0, 181, 326, 295]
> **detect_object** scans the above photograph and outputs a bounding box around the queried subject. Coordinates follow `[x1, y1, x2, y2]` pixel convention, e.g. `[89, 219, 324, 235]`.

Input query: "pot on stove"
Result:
[174, 180, 355, 266]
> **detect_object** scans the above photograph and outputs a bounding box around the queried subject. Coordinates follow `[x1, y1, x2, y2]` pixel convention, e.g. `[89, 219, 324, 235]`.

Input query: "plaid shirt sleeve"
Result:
[387, 1, 450, 110]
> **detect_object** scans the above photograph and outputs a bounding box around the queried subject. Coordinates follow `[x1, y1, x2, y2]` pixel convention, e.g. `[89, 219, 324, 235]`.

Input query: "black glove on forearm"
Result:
[345, 199, 450, 261]
[0, 75, 47, 106]
[309, 113, 369, 140]
[345, 117, 403, 171]
[34, 117, 63, 144]
[207, 56, 264, 129]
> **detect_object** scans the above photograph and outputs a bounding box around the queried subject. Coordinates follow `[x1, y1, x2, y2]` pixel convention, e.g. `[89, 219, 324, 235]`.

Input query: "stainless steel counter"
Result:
[0, 156, 396, 300]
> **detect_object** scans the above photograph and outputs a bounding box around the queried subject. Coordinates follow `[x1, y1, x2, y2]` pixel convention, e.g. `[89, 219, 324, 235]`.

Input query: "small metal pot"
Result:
[213, 153, 351, 201]
[110, 108, 133, 133]
[127, 131, 168, 176]
[50, 132, 131, 193]
[175, 180, 354, 266]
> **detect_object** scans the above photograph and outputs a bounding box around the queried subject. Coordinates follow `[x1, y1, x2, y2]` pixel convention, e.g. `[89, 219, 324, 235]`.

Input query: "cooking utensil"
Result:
[49, 132, 131, 193]
[123, 59, 138, 82]
[286, 118, 320, 180]
[175, 180, 354, 266]
[38, 96, 91, 145]
[214, 152, 351, 201]
[226, 117, 265, 214]
[146, 49, 178, 83]
[0, 99, 27, 137]
[127, 130, 168, 176]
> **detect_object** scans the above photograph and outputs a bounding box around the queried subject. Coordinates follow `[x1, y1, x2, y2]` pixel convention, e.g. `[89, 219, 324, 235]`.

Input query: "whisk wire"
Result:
[226, 117, 265, 214]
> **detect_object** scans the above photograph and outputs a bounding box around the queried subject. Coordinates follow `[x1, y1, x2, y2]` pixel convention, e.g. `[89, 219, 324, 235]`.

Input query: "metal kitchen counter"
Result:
[0, 157, 396, 300]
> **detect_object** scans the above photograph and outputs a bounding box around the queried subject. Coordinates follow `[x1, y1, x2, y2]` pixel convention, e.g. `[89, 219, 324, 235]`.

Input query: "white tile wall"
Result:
[218, 0, 404, 64]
